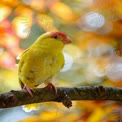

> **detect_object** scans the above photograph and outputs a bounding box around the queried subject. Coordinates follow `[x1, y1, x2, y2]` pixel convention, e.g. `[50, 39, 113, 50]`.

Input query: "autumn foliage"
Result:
[0, 0, 122, 121]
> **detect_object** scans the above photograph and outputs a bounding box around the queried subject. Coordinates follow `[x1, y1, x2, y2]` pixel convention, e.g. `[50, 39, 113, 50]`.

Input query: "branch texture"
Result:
[0, 86, 122, 108]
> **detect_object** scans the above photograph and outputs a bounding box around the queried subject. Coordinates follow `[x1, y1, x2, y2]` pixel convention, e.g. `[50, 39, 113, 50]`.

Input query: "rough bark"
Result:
[0, 86, 122, 108]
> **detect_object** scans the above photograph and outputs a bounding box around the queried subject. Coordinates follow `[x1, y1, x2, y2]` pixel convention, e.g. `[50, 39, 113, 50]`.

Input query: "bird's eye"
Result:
[53, 36, 58, 39]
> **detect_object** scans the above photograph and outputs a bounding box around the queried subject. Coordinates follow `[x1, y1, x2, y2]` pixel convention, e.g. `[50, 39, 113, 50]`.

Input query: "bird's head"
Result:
[34, 31, 72, 51]
[50, 31, 72, 45]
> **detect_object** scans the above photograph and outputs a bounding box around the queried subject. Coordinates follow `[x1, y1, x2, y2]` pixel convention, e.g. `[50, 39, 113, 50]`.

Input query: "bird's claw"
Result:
[23, 85, 34, 97]
[45, 83, 57, 94]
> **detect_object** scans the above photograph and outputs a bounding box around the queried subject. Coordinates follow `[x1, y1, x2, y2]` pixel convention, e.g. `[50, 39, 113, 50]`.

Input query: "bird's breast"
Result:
[19, 50, 64, 87]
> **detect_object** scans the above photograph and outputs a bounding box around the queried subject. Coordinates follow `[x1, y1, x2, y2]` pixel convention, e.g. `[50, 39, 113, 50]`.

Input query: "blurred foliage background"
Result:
[0, 0, 122, 121]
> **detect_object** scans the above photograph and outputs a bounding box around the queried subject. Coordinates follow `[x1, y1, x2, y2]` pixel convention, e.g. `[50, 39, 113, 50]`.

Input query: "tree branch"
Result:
[0, 86, 122, 108]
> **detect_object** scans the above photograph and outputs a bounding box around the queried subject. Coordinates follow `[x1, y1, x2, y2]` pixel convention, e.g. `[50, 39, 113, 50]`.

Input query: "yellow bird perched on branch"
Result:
[18, 31, 72, 97]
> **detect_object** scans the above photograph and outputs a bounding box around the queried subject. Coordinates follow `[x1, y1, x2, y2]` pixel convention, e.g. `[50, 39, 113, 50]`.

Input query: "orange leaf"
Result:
[50, 2, 76, 22]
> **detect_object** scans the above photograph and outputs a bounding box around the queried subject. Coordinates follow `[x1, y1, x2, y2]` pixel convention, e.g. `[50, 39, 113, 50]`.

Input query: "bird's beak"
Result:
[63, 37, 72, 44]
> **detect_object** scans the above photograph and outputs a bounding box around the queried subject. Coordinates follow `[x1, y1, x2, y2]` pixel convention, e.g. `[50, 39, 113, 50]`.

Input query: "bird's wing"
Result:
[17, 49, 30, 60]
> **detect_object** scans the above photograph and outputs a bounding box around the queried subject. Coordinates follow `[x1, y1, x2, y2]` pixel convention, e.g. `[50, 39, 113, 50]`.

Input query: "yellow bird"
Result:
[18, 31, 72, 96]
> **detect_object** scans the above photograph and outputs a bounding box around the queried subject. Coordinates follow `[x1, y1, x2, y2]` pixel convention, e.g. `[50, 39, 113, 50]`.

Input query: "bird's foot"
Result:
[23, 84, 34, 97]
[45, 83, 57, 94]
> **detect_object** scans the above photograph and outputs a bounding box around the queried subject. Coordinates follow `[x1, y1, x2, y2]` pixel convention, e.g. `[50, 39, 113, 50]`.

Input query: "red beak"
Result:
[63, 36, 72, 44]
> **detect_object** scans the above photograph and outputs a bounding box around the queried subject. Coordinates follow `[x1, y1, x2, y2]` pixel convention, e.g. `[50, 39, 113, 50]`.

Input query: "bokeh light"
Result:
[0, 0, 122, 122]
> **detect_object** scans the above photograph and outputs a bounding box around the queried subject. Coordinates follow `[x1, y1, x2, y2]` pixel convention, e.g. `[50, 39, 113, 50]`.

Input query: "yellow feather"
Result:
[18, 32, 71, 112]
[18, 32, 65, 88]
